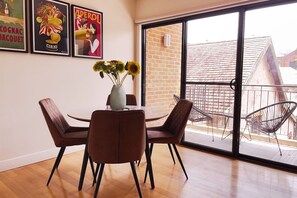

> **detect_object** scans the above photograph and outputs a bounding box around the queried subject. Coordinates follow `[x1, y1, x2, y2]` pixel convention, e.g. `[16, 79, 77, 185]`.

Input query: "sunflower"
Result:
[126, 61, 140, 77]
[93, 60, 140, 86]
[113, 60, 125, 73]
[93, 61, 105, 72]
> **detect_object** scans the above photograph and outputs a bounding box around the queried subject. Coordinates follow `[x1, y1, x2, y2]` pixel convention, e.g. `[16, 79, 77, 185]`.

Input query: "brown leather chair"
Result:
[88, 110, 146, 198]
[144, 99, 193, 181]
[106, 94, 137, 106]
[39, 98, 94, 186]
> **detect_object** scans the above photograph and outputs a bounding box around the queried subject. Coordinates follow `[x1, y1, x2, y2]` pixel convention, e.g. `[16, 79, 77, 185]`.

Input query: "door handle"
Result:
[229, 79, 236, 90]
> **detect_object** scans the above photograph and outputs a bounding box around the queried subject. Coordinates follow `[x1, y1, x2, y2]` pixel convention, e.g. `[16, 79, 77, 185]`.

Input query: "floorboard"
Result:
[1, 145, 297, 198]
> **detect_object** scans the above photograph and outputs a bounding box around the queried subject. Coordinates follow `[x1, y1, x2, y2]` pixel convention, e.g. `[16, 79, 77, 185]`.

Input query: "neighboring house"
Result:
[186, 36, 296, 139]
[279, 66, 297, 115]
[277, 49, 297, 69]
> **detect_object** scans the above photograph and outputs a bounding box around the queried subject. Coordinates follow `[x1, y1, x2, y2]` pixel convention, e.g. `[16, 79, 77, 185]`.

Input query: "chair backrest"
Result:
[88, 110, 146, 164]
[106, 94, 137, 106]
[245, 101, 297, 133]
[39, 98, 70, 147]
[163, 99, 193, 143]
[173, 94, 212, 122]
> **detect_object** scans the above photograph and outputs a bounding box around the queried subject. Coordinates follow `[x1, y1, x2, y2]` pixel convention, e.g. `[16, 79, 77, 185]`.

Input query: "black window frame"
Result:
[141, 0, 297, 173]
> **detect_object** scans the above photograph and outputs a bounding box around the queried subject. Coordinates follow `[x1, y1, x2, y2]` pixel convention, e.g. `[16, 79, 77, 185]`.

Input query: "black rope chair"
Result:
[245, 101, 297, 156]
[173, 95, 214, 141]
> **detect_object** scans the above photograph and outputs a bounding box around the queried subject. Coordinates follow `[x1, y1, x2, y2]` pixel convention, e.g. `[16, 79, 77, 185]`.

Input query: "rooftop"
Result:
[187, 36, 273, 84]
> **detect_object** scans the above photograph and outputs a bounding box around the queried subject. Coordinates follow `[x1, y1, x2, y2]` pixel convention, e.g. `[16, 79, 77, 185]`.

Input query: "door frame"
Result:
[141, 0, 297, 173]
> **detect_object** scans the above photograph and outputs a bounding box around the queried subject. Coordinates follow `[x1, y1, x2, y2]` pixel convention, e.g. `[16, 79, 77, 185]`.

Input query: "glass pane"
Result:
[144, 23, 182, 127]
[184, 13, 238, 152]
[187, 13, 238, 83]
[240, 3, 297, 166]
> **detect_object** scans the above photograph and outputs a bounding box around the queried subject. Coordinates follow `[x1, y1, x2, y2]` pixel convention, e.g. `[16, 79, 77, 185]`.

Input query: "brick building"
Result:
[278, 49, 297, 69]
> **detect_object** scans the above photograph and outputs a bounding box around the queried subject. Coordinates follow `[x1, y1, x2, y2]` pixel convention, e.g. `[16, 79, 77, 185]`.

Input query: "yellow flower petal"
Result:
[127, 61, 140, 77]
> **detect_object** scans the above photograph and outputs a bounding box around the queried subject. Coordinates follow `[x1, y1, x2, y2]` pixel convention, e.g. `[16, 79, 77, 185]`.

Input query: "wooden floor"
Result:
[1, 145, 297, 198]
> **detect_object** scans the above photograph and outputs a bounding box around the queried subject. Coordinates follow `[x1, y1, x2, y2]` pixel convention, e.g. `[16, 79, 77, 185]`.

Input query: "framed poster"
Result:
[71, 5, 103, 59]
[30, 0, 70, 56]
[0, 0, 27, 52]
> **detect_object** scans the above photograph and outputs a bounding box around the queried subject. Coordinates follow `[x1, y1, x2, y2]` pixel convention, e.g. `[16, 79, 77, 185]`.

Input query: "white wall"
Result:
[135, 0, 267, 22]
[0, 0, 136, 171]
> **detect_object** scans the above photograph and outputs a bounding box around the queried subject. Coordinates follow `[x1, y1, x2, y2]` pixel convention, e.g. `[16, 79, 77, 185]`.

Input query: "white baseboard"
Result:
[0, 145, 85, 172]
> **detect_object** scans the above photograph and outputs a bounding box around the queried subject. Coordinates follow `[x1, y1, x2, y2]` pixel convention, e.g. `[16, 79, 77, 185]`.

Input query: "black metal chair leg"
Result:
[274, 133, 283, 156]
[92, 164, 100, 186]
[172, 144, 188, 180]
[130, 162, 142, 198]
[167, 144, 175, 164]
[89, 156, 95, 177]
[47, 147, 65, 186]
[211, 120, 214, 142]
[240, 124, 252, 141]
[78, 146, 89, 190]
[55, 147, 66, 169]
[144, 143, 154, 183]
[221, 117, 231, 140]
[137, 159, 141, 166]
[94, 163, 105, 198]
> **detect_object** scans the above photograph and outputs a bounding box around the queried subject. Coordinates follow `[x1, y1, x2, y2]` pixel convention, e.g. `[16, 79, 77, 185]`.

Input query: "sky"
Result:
[188, 3, 297, 57]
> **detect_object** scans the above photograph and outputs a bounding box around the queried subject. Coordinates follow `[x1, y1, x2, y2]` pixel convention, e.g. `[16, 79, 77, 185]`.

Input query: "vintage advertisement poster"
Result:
[31, 0, 69, 56]
[0, 0, 27, 52]
[72, 5, 103, 59]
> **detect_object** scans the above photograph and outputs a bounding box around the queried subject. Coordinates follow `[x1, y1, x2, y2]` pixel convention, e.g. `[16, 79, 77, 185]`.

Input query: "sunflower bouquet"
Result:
[93, 60, 140, 86]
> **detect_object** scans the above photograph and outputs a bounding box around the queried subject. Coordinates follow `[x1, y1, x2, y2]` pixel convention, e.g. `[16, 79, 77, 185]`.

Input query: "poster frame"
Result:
[0, 0, 28, 53]
[30, 0, 70, 56]
[71, 4, 103, 59]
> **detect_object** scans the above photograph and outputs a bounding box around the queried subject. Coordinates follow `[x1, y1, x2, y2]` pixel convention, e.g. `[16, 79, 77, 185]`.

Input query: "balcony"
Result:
[184, 84, 297, 166]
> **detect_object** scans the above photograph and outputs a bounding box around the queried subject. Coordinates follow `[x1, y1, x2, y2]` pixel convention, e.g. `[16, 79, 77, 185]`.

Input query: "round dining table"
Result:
[68, 105, 168, 122]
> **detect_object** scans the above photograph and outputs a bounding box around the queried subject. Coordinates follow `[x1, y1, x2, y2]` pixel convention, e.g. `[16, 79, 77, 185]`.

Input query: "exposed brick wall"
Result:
[277, 49, 297, 68]
[145, 24, 182, 125]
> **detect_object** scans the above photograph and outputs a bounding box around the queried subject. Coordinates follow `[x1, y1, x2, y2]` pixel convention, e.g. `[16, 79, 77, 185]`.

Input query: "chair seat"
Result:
[59, 130, 88, 146]
[147, 128, 178, 144]
[65, 126, 89, 133]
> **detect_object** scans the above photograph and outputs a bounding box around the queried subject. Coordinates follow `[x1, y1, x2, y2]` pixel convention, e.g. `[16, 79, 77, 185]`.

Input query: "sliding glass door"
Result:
[142, 0, 297, 171]
[239, 3, 297, 167]
[183, 13, 239, 152]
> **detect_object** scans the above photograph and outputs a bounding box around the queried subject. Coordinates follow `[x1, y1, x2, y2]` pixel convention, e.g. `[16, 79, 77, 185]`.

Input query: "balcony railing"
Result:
[185, 84, 297, 141]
